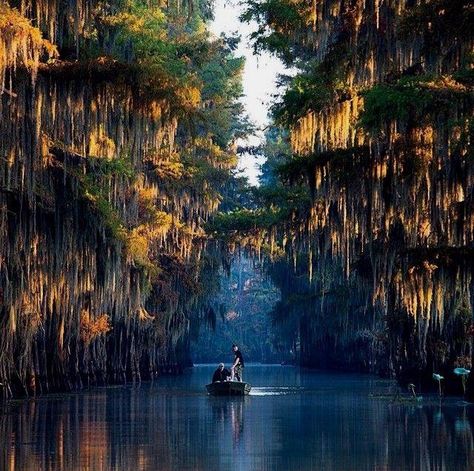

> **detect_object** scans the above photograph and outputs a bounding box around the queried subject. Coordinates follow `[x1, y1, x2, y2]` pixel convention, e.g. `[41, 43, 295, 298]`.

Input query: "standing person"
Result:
[231, 344, 245, 382]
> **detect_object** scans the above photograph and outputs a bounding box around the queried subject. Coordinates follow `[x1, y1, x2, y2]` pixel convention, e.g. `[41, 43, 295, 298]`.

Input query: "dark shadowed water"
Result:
[1, 365, 474, 471]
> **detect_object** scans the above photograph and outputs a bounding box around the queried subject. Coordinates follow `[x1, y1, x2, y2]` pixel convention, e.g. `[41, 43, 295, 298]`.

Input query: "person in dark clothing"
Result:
[231, 344, 244, 382]
[212, 363, 230, 383]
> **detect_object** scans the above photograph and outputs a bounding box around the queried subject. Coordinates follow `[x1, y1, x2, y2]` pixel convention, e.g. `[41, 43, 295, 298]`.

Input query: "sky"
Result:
[209, 0, 287, 185]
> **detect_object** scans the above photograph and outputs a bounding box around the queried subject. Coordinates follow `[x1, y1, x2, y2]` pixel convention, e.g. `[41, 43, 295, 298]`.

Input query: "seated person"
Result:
[212, 363, 230, 383]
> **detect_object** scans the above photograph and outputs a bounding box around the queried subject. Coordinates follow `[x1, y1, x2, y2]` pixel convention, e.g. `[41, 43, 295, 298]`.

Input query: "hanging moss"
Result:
[228, 0, 474, 388]
[0, 2, 57, 91]
[0, 0, 245, 397]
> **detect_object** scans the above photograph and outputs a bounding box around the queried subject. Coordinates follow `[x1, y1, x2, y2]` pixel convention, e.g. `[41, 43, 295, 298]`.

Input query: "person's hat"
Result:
[219, 363, 224, 367]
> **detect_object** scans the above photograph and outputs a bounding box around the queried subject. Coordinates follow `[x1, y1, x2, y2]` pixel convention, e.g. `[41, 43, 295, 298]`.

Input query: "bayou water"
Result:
[1, 365, 473, 470]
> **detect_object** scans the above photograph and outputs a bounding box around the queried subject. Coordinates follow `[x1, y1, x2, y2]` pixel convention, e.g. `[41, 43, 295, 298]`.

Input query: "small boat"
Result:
[206, 381, 251, 396]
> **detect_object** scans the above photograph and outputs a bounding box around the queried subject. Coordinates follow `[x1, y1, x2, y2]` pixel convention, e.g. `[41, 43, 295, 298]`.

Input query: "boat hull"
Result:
[206, 381, 251, 396]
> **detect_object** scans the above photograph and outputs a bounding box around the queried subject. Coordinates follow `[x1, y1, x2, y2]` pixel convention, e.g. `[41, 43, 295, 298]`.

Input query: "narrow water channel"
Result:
[2, 365, 473, 471]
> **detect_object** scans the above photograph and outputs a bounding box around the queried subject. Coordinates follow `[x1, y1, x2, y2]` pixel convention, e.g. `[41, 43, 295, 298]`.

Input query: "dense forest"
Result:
[191, 256, 291, 364]
[0, 0, 248, 397]
[1, 0, 473, 400]
[209, 0, 474, 396]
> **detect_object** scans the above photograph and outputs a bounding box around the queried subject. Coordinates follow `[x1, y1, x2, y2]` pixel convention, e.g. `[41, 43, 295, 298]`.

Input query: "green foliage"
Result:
[206, 184, 311, 239]
[255, 184, 311, 211]
[241, 0, 352, 126]
[454, 67, 474, 86]
[277, 146, 371, 187]
[95, 1, 203, 109]
[72, 155, 133, 240]
[259, 126, 292, 186]
[241, 0, 310, 64]
[71, 0, 246, 124]
[63, 155, 135, 241]
[453, 54, 474, 86]
[200, 53, 244, 102]
[65, 0, 250, 147]
[218, 174, 255, 212]
[206, 208, 281, 235]
[89, 2, 247, 221]
[359, 76, 470, 133]
[156, 138, 238, 202]
[206, 126, 311, 246]
[398, 0, 474, 41]
[80, 174, 127, 241]
[197, 38, 251, 148]
[200, 101, 252, 149]
[88, 155, 136, 180]
[187, 158, 231, 188]
[242, 0, 305, 31]
[360, 81, 430, 132]
[271, 40, 350, 126]
[272, 73, 334, 126]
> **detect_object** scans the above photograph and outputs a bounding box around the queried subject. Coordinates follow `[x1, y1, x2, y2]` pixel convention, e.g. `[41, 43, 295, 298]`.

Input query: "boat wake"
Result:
[250, 386, 305, 396]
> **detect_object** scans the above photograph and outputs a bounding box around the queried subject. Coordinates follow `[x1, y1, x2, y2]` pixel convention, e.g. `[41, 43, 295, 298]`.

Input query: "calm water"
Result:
[1, 365, 474, 471]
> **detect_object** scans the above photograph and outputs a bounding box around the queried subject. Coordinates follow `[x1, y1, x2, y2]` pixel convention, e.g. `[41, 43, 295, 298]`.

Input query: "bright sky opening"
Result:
[210, 0, 286, 186]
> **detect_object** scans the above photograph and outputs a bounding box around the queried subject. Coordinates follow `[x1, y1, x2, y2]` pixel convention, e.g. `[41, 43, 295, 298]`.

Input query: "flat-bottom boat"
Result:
[206, 381, 251, 396]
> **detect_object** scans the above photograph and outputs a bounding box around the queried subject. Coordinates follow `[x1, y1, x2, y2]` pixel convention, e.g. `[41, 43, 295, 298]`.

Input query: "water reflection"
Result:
[210, 397, 245, 448]
[1, 366, 473, 470]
